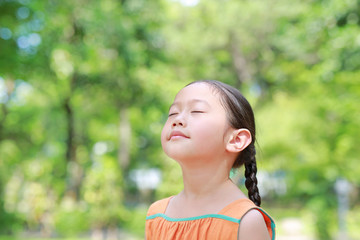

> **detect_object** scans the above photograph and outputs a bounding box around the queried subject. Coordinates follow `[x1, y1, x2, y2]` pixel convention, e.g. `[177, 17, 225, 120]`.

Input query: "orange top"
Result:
[146, 197, 275, 240]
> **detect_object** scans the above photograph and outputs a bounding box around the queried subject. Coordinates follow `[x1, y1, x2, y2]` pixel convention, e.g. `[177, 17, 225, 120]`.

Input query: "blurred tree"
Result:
[256, 0, 360, 238]
[0, 0, 42, 233]
[158, 0, 360, 238]
[0, 0, 171, 236]
[0, 0, 359, 238]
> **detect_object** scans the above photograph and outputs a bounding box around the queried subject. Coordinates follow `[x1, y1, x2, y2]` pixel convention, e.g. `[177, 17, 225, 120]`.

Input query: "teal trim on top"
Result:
[271, 221, 276, 240]
[146, 213, 240, 224]
[146, 208, 276, 240]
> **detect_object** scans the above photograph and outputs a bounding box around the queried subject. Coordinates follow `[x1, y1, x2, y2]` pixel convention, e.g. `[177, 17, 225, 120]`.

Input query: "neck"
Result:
[179, 159, 235, 200]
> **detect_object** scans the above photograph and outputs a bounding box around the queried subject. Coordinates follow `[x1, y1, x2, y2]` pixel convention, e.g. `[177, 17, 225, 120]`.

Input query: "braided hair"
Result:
[187, 80, 261, 206]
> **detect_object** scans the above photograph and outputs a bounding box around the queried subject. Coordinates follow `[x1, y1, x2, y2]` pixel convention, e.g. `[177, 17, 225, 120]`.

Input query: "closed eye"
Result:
[168, 112, 178, 117]
[191, 111, 204, 114]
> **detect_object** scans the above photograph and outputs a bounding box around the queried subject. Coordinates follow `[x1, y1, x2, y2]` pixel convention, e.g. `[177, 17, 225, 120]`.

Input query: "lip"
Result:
[169, 130, 189, 140]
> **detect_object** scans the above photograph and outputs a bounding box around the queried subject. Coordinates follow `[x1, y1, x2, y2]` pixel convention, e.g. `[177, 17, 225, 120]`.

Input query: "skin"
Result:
[161, 83, 270, 240]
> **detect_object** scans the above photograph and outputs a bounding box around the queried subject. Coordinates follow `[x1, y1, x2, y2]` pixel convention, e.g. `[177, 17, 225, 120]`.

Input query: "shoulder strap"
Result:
[220, 198, 275, 239]
[218, 198, 256, 219]
[146, 197, 172, 216]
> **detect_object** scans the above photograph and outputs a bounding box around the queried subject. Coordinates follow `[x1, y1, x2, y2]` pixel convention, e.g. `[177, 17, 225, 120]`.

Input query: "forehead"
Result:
[174, 83, 220, 103]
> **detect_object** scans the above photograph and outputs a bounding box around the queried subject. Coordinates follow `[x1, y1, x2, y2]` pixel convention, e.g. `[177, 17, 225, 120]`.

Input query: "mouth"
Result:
[169, 130, 189, 140]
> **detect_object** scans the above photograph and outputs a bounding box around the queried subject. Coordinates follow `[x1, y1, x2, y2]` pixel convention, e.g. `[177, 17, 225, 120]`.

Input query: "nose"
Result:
[172, 120, 183, 127]
[172, 114, 186, 127]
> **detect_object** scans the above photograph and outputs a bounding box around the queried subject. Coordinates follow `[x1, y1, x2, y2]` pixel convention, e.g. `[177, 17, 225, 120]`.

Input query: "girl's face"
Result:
[161, 83, 233, 165]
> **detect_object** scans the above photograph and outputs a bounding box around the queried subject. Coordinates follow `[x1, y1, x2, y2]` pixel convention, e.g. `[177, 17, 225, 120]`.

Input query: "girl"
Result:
[146, 80, 275, 240]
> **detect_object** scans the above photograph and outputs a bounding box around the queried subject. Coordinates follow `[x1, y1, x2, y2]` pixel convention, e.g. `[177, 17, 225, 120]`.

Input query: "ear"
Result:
[226, 128, 252, 153]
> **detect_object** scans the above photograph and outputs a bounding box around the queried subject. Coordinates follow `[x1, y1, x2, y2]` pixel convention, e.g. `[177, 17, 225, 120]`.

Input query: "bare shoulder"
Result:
[238, 209, 270, 240]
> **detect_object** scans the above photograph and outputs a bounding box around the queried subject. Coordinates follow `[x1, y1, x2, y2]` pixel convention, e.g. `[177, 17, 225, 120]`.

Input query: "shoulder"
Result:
[146, 197, 172, 216]
[238, 209, 271, 240]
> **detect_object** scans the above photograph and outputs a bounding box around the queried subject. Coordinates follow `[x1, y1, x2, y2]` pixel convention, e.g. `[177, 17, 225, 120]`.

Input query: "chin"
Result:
[164, 150, 188, 160]
[163, 148, 191, 161]
[165, 149, 210, 165]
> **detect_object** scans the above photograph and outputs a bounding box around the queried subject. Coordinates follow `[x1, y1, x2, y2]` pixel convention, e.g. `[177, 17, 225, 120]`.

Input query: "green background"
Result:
[0, 0, 359, 239]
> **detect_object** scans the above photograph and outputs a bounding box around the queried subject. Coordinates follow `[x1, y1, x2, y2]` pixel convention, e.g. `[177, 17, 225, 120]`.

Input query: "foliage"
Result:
[0, 0, 359, 239]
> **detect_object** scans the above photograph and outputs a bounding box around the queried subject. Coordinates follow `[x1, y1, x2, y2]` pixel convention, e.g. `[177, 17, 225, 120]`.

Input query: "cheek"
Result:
[193, 120, 226, 142]
[160, 122, 169, 145]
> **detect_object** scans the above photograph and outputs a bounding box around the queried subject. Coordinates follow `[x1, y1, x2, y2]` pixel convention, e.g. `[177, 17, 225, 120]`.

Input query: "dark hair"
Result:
[187, 80, 261, 206]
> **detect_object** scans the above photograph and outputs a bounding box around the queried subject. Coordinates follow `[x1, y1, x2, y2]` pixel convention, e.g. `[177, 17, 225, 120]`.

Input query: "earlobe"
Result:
[226, 128, 252, 153]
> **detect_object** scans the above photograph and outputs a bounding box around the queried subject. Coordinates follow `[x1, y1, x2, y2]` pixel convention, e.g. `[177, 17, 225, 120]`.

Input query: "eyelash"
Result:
[168, 111, 204, 117]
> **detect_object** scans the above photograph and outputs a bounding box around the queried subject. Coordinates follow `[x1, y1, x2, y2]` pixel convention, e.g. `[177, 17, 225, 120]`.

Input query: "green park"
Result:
[0, 0, 359, 239]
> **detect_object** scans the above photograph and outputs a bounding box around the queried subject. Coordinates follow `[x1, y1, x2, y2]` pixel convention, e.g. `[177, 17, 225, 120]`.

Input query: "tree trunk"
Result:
[228, 31, 251, 87]
[64, 96, 76, 163]
[0, 104, 8, 141]
[64, 75, 82, 200]
[118, 107, 131, 172]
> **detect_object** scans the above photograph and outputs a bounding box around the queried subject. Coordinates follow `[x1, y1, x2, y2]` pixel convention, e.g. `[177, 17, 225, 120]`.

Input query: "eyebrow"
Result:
[169, 99, 211, 110]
